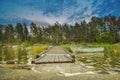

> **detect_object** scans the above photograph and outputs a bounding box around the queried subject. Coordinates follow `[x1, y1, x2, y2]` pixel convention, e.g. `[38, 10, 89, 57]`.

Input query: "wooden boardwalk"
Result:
[35, 46, 74, 64]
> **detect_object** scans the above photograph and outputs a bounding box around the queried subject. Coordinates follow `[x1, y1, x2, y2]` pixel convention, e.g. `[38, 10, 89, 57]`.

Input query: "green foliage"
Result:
[3, 45, 15, 61]
[16, 23, 24, 42]
[96, 32, 114, 43]
[101, 45, 120, 67]
[24, 41, 32, 47]
[0, 26, 4, 42]
[17, 47, 28, 64]
[23, 23, 29, 41]
[61, 45, 73, 53]
[4, 24, 14, 43]
[0, 44, 2, 61]
[104, 45, 120, 58]
[32, 45, 48, 59]
[92, 43, 120, 59]
[30, 22, 43, 43]
[0, 14, 120, 44]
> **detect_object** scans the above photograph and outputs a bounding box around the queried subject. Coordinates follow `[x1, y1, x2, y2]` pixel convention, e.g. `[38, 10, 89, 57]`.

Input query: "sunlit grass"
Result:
[61, 44, 73, 53]
[32, 45, 49, 58]
[73, 43, 120, 72]
[33, 46, 48, 53]
[0, 44, 49, 64]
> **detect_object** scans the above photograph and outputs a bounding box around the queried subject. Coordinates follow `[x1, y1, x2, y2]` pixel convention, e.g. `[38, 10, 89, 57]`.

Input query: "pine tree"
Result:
[16, 23, 24, 42]
[4, 24, 14, 43]
[23, 23, 29, 41]
[0, 25, 3, 42]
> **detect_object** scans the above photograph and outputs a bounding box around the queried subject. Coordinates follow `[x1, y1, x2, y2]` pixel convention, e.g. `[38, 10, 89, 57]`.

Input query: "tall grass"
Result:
[17, 47, 28, 64]
[0, 43, 49, 64]
[85, 43, 120, 67]
[61, 45, 73, 53]
[104, 45, 120, 66]
[3, 45, 15, 61]
[0, 44, 2, 61]
[91, 44, 120, 59]
[32, 45, 48, 58]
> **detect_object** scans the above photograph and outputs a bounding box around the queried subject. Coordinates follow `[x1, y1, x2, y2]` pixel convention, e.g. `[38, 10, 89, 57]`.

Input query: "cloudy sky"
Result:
[0, 0, 120, 25]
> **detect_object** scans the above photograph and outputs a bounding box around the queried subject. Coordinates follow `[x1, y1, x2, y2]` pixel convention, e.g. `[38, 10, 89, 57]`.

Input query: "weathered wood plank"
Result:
[35, 46, 74, 64]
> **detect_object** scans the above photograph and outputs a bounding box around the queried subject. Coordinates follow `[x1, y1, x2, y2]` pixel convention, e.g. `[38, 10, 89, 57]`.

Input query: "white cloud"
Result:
[19, 0, 103, 25]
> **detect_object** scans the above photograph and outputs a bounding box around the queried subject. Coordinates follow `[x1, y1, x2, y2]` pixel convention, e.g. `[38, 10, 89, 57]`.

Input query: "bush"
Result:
[61, 45, 73, 53]
[17, 47, 28, 64]
[3, 45, 15, 61]
[96, 32, 115, 43]
[24, 41, 32, 47]
[104, 46, 120, 57]
[104, 45, 120, 65]
[32, 46, 48, 58]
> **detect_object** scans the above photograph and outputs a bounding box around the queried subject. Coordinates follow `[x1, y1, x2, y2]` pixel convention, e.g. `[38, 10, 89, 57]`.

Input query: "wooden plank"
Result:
[35, 46, 74, 64]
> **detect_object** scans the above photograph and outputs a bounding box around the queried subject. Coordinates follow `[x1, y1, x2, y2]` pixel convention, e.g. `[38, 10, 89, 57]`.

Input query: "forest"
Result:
[0, 15, 120, 78]
[0, 14, 120, 45]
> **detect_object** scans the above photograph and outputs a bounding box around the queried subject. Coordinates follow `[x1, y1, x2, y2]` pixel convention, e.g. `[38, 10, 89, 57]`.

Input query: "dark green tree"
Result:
[30, 22, 38, 43]
[0, 44, 2, 61]
[50, 22, 62, 44]
[4, 24, 14, 43]
[0, 25, 3, 42]
[23, 23, 29, 41]
[16, 23, 24, 42]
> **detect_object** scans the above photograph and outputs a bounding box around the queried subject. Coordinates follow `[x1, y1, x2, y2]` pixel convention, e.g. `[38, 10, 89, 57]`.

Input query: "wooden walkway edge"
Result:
[34, 46, 74, 64]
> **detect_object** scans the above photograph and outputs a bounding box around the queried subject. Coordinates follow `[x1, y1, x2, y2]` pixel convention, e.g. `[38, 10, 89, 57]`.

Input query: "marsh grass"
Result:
[3, 45, 15, 61]
[0, 44, 2, 61]
[0, 43, 49, 64]
[32, 45, 48, 58]
[17, 46, 28, 64]
[71, 43, 120, 73]
[61, 45, 73, 53]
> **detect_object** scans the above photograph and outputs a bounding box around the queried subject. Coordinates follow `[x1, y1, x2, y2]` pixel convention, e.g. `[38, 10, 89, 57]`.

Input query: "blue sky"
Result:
[0, 0, 120, 25]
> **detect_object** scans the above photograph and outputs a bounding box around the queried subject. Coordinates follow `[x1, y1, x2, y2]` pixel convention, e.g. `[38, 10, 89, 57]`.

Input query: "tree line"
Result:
[0, 14, 120, 44]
